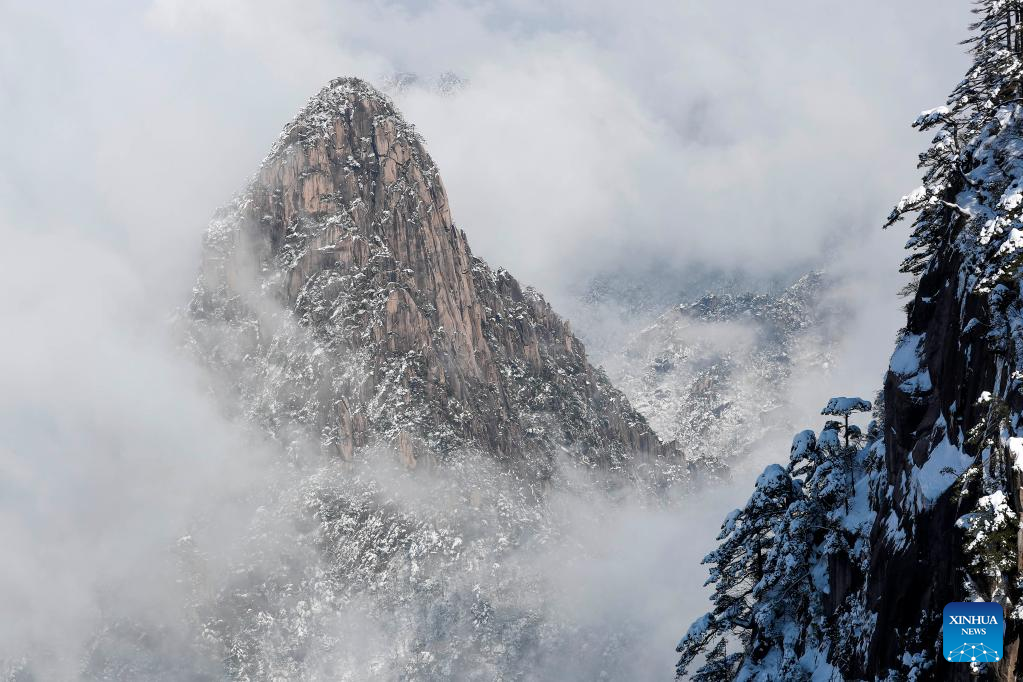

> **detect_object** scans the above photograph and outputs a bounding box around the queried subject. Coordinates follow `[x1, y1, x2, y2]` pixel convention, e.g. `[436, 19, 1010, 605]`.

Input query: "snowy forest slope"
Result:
[604, 272, 837, 468]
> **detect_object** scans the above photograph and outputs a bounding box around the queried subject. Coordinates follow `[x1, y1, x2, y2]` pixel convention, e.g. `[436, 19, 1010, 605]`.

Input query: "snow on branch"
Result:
[821, 396, 872, 417]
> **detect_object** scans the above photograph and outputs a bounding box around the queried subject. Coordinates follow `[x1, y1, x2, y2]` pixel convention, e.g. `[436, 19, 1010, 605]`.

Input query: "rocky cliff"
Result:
[189, 77, 683, 482]
[856, 229, 1023, 680]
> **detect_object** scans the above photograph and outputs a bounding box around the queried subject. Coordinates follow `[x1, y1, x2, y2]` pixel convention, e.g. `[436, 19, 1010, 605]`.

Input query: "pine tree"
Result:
[675, 463, 798, 679]
[820, 397, 871, 513]
[688, 639, 741, 681]
[680, 408, 870, 679]
[887, 0, 1023, 284]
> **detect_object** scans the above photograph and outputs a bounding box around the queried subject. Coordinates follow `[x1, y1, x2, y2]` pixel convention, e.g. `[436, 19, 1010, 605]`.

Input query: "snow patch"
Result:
[913, 435, 974, 505]
[890, 333, 924, 375]
[898, 370, 933, 394]
[1010, 437, 1023, 472]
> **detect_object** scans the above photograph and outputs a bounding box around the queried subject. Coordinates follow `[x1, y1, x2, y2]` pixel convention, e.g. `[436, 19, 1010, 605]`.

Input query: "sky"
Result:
[0, 0, 973, 677]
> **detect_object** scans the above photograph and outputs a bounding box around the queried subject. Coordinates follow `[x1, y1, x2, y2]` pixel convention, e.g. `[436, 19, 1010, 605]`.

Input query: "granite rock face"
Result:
[190, 77, 685, 480]
[854, 243, 1023, 681]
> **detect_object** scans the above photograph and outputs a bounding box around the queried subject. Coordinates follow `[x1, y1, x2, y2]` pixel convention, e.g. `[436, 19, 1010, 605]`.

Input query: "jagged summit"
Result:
[262, 77, 407, 164]
[190, 76, 686, 481]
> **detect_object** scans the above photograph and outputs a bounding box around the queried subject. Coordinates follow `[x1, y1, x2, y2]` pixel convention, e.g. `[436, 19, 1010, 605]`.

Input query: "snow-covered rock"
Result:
[189, 77, 684, 478]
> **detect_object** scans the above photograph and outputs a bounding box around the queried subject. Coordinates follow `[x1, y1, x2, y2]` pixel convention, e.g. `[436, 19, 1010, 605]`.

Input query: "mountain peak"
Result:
[193, 76, 690, 479]
[261, 76, 415, 170]
[300, 76, 393, 114]
[300, 76, 396, 124]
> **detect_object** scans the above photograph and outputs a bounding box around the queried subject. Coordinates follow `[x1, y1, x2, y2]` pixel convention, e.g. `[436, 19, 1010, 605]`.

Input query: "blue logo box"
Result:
[943, 602, 1004, 663]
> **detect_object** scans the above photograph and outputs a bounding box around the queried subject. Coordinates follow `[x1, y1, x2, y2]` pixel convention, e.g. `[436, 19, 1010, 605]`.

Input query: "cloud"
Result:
[3, 0, 971, 297]
[139, 0, 971, 295]
[0, 227, 288, 676]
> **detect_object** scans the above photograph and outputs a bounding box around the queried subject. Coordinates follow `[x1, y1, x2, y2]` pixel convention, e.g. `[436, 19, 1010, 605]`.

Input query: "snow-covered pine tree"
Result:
[677, 401, 876, 680]
[886, 0, 1023, 286]
[955, 393, 1021, 604]
[675, 463, 798, 680]
[821, 397, 871, 446]
[820, 397, 871, 514]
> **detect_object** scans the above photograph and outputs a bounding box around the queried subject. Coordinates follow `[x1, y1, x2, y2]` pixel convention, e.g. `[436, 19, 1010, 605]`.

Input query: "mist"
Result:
[0, 0, 971, 679]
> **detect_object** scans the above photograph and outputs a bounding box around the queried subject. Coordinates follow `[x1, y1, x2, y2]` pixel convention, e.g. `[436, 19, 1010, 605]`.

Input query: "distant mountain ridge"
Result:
[605, 271, 836, 466]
